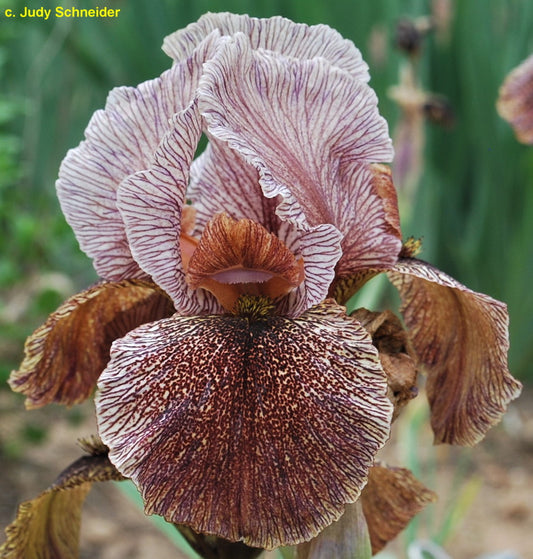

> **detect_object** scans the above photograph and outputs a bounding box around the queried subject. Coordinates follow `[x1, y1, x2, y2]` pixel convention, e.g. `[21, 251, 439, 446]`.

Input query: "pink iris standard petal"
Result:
[163, 12, 370, 82]
[189, 137, 280, 233]
[117, 103, 218, 315]
[96, 301, 393, 549]
[388, 258, 522, 446]
[198, 34, 394, 234]
[279, 223, 342, 317]
[56, 33, 219, 281]
[190, 138, 343, 315]
[335, 162, 402, 276]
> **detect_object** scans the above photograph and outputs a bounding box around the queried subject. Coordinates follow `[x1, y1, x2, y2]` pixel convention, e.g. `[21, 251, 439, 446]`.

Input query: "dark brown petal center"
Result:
[96, 301, 393, 549]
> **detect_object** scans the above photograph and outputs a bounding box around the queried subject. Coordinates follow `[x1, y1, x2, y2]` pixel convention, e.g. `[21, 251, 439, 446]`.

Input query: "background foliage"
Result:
[1, 0, 532, 386]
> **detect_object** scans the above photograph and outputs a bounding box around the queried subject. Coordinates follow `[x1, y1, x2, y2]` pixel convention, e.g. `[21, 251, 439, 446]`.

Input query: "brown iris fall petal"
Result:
[329, 268, 382, 306]
[0, 442, 125, 559]
[361, 463, 437, 554]
[186, 213, 305, 311]
[96, 300, 393, 549]
[9, 279, 175, 408]
[388, 258, 522, 446]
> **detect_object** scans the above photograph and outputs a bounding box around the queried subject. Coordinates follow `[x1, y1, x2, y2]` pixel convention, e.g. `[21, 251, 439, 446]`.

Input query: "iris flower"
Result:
[498, 52, 533, 145]
[5, 12, 521, 556]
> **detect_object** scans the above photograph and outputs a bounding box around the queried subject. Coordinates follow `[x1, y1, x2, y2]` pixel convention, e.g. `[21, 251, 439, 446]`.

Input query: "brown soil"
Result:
[0, 388, 532, 559]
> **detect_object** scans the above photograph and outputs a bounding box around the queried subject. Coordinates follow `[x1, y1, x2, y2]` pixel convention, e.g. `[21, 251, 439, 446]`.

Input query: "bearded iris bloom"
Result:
[5, 12, 521, 556]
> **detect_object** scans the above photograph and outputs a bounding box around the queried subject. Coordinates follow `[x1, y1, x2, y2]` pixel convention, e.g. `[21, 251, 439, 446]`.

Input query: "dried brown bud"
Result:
[174, 526, 264, 559]
[352, 308, 418, 420]
[423, 95, 456, 128]
[394, 17, 433, 56]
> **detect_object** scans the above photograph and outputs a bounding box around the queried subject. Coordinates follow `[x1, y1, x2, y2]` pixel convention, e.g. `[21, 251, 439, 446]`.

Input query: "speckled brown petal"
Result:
[0, 451, 124, 559]
[163, 12, 370, 82]
[96, 300, 393, 549]
[329, 269, 382, 305]
[388, 258, 522, 445]
[361, 463, 437, 554]
[9, 280, 175, 409]
[497, 53, 533, 145]
[295, 501, 371, 559]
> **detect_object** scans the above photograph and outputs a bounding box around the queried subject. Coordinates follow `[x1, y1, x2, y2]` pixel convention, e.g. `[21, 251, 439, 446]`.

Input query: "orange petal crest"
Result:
[186, 213, 304, 311]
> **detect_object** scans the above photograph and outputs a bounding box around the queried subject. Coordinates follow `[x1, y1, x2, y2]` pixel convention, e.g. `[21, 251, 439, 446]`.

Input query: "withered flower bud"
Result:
[423, 95, 456, 128]
[174, 527, 264, 559]
[394, 17, 434, 56]
[352, 308, 418, 420]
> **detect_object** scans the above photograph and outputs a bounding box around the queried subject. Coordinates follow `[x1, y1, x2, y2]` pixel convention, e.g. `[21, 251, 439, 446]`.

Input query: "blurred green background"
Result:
[1, 0, 532, 385]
